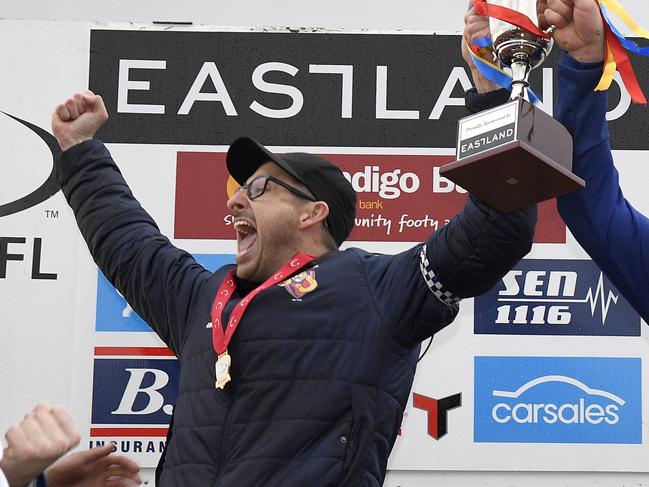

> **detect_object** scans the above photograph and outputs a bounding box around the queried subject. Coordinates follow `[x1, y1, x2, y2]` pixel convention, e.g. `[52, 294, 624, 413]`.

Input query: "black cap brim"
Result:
[226, 137, 304, 186]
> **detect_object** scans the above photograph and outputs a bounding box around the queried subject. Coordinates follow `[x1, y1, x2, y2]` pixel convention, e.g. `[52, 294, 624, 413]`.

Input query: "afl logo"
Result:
[0, 112, 61, 217]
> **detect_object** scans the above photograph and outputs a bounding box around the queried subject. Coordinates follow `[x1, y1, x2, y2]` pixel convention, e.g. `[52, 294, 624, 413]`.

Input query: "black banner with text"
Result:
[89, 30, 649, 149]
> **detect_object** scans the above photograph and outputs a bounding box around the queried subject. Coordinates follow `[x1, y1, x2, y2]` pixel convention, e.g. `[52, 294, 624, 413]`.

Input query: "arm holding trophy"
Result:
[547, 0, 649, 323]
[463, 0, 649, 322]
[445, 0, 586, 213]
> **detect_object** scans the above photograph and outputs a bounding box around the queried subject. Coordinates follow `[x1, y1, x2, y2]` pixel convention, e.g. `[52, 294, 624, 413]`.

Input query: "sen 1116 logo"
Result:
[474, 261, 640, 337]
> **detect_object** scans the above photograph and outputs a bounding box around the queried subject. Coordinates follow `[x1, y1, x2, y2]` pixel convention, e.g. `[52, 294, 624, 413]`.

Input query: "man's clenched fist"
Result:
[540, 0, 605, 63]
[52, 90, 108, 151]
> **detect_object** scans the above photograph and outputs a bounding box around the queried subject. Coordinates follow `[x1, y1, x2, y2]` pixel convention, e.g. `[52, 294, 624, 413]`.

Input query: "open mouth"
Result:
[234, 217, 258, 261]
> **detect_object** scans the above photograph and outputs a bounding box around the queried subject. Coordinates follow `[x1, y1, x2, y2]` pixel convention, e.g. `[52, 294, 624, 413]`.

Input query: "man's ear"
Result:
[298, 201, 330, 230]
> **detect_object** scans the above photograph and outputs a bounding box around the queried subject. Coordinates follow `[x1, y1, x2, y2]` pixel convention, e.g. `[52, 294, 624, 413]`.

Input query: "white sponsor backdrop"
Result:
[2, 18, 649, 487]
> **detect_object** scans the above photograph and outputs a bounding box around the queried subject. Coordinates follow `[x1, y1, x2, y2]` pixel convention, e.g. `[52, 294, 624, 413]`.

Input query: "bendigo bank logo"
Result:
[90, 347, 178, 453]
[474, 259, 640, 336]
[174, 151, 565, 243]
[474, 357, 642, 444]
[0, 113, 60, 217]
[341, 166, 420, 200]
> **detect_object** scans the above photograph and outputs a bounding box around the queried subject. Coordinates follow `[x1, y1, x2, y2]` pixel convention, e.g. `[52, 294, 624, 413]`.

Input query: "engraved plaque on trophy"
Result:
[440, 0, 585, 213]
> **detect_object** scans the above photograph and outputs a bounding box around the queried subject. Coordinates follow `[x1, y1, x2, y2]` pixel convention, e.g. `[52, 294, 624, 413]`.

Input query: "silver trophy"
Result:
[440, 0, 584, 213]
[490, 0, 554, 100]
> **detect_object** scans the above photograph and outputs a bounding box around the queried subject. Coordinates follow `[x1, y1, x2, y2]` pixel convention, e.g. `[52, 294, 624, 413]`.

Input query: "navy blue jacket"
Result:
[57, 141, 536, 486]
[555, 55, 649, 323]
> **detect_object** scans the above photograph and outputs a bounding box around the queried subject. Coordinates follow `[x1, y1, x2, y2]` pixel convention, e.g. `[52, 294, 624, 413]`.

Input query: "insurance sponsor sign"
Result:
[89, 346, 178, 465]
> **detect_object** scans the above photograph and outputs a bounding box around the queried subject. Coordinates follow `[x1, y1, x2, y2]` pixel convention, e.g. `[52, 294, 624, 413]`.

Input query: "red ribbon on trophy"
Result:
[471, 0, 551, 40]
[469, 0, 649, 105]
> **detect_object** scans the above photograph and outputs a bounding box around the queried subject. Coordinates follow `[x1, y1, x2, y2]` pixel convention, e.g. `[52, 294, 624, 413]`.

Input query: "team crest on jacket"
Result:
[279, 269, 318, 300]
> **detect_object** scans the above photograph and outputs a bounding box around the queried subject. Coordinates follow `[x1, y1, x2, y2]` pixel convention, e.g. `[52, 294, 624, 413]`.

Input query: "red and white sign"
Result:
[175, 151, 566, 243]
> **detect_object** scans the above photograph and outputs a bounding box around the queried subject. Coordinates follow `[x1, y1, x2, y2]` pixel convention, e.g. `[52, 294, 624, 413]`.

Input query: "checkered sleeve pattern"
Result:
[419, 245, 461, 307]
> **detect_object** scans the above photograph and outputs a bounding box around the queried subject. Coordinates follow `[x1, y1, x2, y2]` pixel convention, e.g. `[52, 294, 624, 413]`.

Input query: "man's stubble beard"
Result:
[248, 216, 301, 282]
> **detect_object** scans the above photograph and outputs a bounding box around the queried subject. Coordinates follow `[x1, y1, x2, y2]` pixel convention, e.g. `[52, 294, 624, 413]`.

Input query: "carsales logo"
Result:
[491, 376, 622, 426]
[474, 357, 642, 444]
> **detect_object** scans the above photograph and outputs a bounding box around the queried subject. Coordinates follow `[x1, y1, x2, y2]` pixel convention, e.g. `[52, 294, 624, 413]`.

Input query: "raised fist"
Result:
[0, 404, 81, 486]
[52, 90, 109, 151]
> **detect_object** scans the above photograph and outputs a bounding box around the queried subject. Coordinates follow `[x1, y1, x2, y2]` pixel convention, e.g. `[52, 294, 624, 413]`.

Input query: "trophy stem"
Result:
[510, 60, 531, 101]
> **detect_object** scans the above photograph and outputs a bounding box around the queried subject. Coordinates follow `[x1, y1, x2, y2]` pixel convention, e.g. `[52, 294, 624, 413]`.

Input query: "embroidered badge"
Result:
[279, 269, 318, 300]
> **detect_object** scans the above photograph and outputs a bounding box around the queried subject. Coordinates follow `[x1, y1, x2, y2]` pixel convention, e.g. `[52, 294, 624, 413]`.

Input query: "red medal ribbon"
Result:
[211, 252, 316, 355]
[472, 0, 551, 40]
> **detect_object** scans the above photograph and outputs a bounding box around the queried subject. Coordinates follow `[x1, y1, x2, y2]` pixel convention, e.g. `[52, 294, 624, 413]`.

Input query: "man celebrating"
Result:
[52, 87, 535, 485]
[464, 0, 649, 324]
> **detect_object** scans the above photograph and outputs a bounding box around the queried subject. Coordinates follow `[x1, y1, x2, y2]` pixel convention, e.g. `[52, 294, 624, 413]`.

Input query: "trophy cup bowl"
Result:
[495, 30, 551, 66]
[492, 9, 554, 99]
[440, 0, 584, 213]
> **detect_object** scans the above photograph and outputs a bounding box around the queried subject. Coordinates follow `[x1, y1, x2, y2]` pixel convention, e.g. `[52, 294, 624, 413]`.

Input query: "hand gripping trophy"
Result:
[441, 0, 585, 213]
[491, 0, 553, 100]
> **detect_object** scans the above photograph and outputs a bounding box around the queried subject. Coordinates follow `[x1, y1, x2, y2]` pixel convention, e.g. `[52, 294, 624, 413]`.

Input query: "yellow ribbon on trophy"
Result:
[594, 0, 649, 103]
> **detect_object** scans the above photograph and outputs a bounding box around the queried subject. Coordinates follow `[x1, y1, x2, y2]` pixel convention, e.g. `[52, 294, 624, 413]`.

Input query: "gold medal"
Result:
[215, 351, 232, 389]
[211, 255, 315, 391]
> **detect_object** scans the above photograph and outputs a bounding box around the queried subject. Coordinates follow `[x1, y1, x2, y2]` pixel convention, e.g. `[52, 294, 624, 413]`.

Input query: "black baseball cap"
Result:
[226, 136, 356, 246]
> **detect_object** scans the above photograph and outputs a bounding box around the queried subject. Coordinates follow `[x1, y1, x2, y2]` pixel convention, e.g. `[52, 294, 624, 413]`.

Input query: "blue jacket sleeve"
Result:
[555, 54, 649, 322]
[56, 140, 213, 356]
[360, 86, 537, 346]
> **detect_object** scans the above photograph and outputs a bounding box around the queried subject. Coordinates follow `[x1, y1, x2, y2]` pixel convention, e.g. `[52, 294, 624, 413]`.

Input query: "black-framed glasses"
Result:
[238, 175, 317, 202]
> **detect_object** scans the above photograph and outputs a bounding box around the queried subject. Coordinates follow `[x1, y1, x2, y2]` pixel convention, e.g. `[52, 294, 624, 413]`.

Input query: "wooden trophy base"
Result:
[440, 98, 585, 213]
